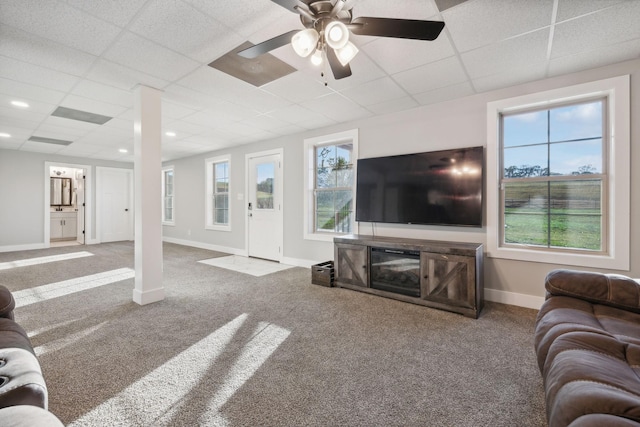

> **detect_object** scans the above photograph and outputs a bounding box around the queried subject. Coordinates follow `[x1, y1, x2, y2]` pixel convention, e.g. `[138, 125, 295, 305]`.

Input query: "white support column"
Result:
[132, 85, 165, 305]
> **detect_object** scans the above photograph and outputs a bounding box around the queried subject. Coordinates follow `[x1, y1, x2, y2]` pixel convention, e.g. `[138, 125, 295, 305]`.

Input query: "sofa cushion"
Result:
[546, 269, 640, 314]
[0, 318, 35, 355]
[0, 405, 64, 426]
[0, 347, 47, 410]
[0, 286, 15, 320]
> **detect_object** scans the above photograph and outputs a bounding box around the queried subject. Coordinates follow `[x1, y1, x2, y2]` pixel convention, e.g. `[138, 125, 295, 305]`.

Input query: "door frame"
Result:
[44, 161, 92, 247]
[96, 166, 134, 243]
[245, 148, 284, 262]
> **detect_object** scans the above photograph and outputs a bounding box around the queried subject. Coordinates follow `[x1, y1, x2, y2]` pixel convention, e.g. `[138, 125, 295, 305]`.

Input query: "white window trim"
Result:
[162, 165, 175, 226]
[205, 154, 231, 232]
[486, 75, 630, 270]
[303, 129, 359, 242]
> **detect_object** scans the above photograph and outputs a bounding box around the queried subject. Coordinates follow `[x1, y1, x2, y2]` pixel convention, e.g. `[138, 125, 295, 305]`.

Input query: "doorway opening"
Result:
[46, 163, 89, 247]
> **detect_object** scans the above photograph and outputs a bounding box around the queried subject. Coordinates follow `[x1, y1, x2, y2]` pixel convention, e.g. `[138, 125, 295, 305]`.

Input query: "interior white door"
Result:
[98, 168, 133, 243]
[248, 153, 282, 261]
[75, 169, 85, 244]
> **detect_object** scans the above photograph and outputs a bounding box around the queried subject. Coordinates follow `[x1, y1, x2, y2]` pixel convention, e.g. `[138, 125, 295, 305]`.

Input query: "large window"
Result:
[486, 75, 630, 270]
[501, 99, 605, 252]
[206, 155, 231, 231]
[304, 129, 358, 241]
[162, 166, 174, 225]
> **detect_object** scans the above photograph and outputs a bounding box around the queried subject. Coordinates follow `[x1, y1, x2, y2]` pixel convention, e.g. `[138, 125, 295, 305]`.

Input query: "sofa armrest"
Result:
[545, 269, 640, 314]
[0, 285, 15, 320]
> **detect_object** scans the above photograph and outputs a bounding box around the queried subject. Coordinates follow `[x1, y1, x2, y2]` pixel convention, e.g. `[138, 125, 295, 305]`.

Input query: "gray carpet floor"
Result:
[0, 242, 546, 426]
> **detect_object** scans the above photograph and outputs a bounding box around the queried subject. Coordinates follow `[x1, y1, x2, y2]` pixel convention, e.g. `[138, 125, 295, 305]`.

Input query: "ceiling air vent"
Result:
[51, 106, 112, 125]
[28, 136, 73, 145]
[208, 42, 296, 87]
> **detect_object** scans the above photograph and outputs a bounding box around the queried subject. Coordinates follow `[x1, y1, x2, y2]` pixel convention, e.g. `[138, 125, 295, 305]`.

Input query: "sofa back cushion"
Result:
[546, 269, 640, 314]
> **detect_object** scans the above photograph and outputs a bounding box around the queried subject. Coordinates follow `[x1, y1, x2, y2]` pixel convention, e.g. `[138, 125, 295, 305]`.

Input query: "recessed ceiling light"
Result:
[0, 132, 11, 138]
[165, 131, 176, 137]
[11, 100, 29, 108]
[119, 148, 128, 153]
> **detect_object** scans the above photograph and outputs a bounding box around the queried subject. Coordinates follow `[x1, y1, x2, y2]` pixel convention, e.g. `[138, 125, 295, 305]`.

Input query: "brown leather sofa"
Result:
[0, 285, 63, 426]
[535, 269, 640, 427]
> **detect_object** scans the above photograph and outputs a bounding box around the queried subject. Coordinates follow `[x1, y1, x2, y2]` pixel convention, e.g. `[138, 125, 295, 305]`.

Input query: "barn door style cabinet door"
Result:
[334, 243, 368, 288]
[333, 235, 483, 318]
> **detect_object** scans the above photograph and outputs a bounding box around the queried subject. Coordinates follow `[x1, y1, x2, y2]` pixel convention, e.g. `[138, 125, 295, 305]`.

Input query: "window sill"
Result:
[304, 232, 352, 243]
[206, 225, 231, 232]
[487, 246, 629, 271]
[162, 222, 175, 226]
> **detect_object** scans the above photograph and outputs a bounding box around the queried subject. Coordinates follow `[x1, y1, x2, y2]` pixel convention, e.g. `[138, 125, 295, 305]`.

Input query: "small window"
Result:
[304, 129, 358, 241]
[162, 166, 174, 225]
[206, 155, 231, 231]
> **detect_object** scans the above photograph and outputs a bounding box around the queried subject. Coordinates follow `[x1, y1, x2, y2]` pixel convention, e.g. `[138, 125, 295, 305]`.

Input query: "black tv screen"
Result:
[355, 146, 484, 227]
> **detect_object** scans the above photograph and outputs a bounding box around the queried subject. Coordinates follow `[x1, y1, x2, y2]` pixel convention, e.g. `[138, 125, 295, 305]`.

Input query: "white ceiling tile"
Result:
[472, 62, 547, 93]
[39, 115, 99, 133]
[556, 0, 628, 22]
[71, 81, 133, 108]
[0, 123, 34, 140]
[361, 33, 455, 75]
[413, 81, 475, 105]
[19, 140, 64, 154]
[0, 0, 122, 56]
[0, 139, 22, 150]
[0, 78, 66, 105]
[461, 29, 549, 79]
[56, 143, 104, 157]
[36, 122, 92, 139]
[103, 117, 134, 132]
[393, 56, 468, 95]
[551, 2, 640, 58]
[0, 115, 43, 132]
[0, 26, 97, 77]
[300, 93, 371, 122]
[60, 94, 128, 118]
[265, 104, 325, 125]
[163, 84, 226, 111]
[443, 0, 554, 52]
[129, 0, 243, 63]
[261, 73, 333, 103]
[367, 96, 419, 116]
[239, 115, 289, 132]
[341, 77, 407, 107]
[182, 101, 258, 127]
[164, 120, 206, 136]
[295, 115, 338, 130]
[548, 39, 640, 77]
[185, 0, 289, 37]
[64, 0, 149, 27]
[162, 101, 199, 120]
[0, 56, 80, 93]
[103, 32, 200, 82]
[351, 0, 440, 19]
[85, 60, 169, 92]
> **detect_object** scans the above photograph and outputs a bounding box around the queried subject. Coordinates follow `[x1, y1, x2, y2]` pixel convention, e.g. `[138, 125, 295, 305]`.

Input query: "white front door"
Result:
[97, 167, 133, 243]
[247, 152, 282, 261]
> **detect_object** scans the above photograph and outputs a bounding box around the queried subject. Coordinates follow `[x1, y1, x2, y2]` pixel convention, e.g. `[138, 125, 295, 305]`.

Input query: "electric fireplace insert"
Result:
[370, 247, 421, 297]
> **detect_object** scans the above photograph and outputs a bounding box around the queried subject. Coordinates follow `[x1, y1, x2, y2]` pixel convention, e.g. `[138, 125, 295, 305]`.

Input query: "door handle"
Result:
[248, 213, 253, 217]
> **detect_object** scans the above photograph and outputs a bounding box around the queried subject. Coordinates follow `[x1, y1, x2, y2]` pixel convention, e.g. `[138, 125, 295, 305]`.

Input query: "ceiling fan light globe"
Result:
[291, 29, 319, 57]
[336, 41, 359, 66]
[325, 21, 349, 49]
[310, 49, 323, 66]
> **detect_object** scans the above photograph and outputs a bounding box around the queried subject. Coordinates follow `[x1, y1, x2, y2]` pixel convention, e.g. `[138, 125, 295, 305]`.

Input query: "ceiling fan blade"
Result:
[269, 0, 306, 14]
[329, 0, 346, 18]
[326, 47, 352, 80]
[350, 17, 445, 41]
[237, 30, 298, 59]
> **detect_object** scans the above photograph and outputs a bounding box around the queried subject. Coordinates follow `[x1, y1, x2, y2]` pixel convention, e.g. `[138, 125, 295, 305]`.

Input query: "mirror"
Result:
[50, 177, 73, 206]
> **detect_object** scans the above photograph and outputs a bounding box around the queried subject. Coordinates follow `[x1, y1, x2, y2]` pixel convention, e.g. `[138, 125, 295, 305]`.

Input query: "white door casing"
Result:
[246, 150, 283, 262]
[97, 167, 133, 243]
[76, 169, 85, 244]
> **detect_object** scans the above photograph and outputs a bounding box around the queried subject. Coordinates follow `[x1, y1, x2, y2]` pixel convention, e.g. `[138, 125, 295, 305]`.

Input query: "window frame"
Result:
[205, 154, 231, 232]
[486, 75, 630, 270]
[161, 165, 175, 226]
[303, 129, 359, 242]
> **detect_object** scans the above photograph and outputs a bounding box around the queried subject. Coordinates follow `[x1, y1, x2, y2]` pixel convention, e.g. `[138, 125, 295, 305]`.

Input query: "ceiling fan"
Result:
[238, 0, 445, 80]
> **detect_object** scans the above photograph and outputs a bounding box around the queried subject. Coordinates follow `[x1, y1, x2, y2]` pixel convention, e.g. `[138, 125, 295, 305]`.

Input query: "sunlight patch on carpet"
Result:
[69, 313, 290, 427]
[13, 268, 135, 308]
[198, 255, 294, 277]
[0, 251, 93, 270]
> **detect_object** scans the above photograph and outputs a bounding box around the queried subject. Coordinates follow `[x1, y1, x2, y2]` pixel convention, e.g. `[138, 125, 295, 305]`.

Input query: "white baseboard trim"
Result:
[162, 236, 248, 256]
[0, 243, 48, 253]
[281, 257, 316, 269]
[484, 288, 545, 310]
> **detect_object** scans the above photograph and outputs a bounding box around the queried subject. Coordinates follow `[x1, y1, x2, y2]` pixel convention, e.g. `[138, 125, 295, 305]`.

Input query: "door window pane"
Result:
[256, 163, 274, 209]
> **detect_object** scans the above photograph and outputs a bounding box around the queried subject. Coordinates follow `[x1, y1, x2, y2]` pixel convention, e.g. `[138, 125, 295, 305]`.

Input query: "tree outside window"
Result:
[315, 143, 353, 233]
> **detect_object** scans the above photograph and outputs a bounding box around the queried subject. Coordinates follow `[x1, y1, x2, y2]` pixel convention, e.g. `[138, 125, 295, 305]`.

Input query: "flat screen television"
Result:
[355, 146, 484, 227]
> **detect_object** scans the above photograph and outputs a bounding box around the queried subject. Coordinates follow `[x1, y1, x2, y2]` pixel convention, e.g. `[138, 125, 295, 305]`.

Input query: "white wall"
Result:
[0, 150, 132, 250]
[164, 58, 639, 308]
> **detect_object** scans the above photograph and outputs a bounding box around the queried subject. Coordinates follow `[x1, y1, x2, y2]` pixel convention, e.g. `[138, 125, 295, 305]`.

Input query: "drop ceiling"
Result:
[0, 0, 638, 162]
